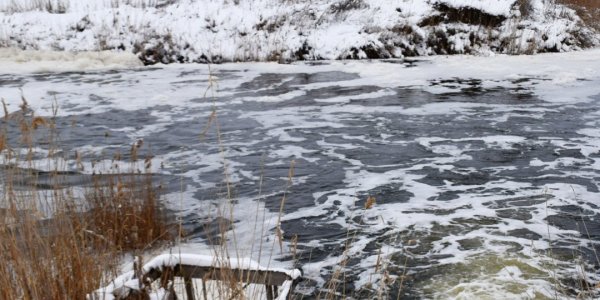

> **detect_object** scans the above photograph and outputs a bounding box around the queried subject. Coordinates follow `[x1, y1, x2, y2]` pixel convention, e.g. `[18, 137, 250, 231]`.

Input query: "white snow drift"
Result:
[0, 0, 597, 64]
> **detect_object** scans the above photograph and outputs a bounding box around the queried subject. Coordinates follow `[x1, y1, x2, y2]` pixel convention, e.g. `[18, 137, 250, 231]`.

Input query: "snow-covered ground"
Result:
[1, 0, 598, 64]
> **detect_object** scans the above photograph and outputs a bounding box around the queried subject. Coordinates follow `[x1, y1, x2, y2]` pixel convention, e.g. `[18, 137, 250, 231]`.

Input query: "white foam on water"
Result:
[0, 48, 142, 74]
[2, 49, 600, 298]
[240, 89, 306, 103]
[312, 89, 397, 104]
[2, 48, 599, 119]
[268, 145, 320, 163]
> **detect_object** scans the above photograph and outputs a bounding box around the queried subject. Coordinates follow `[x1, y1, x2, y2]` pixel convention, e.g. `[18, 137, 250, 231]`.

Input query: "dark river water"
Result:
[1, 59, 600, 299]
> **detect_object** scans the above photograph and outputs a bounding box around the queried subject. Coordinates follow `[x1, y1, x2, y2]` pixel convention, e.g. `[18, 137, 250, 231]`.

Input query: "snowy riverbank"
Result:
[1, 0, 598, 65]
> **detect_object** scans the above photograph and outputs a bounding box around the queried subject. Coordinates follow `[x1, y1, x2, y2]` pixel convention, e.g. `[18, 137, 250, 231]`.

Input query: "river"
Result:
[1, 52, 600, 299]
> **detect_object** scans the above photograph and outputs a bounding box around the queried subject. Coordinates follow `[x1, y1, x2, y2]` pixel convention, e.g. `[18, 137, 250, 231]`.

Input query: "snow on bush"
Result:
[0, 0, 597, 64]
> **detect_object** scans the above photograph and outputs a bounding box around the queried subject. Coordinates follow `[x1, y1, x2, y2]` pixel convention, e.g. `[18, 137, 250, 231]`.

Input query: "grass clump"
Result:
[85, 171, 170, 252]
[0, 98, 172, 299]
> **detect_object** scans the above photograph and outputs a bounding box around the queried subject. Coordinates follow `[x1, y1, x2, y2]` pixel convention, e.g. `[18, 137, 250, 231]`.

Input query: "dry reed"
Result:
[0, 98, 171, 299]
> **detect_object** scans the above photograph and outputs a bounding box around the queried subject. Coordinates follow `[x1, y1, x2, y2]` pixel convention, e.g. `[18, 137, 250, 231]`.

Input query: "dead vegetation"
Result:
[419, 3, 507, 27]
[558, 0, 600, 31]
[0, 98, 171, 299]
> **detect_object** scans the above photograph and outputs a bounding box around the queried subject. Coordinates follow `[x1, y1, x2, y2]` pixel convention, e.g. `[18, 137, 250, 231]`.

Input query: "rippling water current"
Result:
[1, 59, 600, 299]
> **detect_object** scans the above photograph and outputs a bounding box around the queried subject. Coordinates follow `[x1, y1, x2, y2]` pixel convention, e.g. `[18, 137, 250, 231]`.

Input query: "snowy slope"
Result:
[0, 0, 597, 64]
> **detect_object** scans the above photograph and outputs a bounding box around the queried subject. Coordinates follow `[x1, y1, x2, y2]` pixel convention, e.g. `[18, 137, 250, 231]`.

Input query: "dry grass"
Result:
[0, 211, 111, 299]
[85, 171, 171, 251]
[0, 98, 171, 299]
[558, 0, 600, 31]
[0, 0, 170, 13]
[560, 0, 600, 9]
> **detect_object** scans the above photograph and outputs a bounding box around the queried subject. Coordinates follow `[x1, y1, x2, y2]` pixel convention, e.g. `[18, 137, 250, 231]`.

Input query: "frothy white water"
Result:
[1, 50, 600, 298]
[0, 48, 142, 73]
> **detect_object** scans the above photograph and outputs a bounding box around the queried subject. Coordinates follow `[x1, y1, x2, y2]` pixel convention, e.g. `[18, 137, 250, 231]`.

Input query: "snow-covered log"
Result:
[89, 254, 302, 300]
